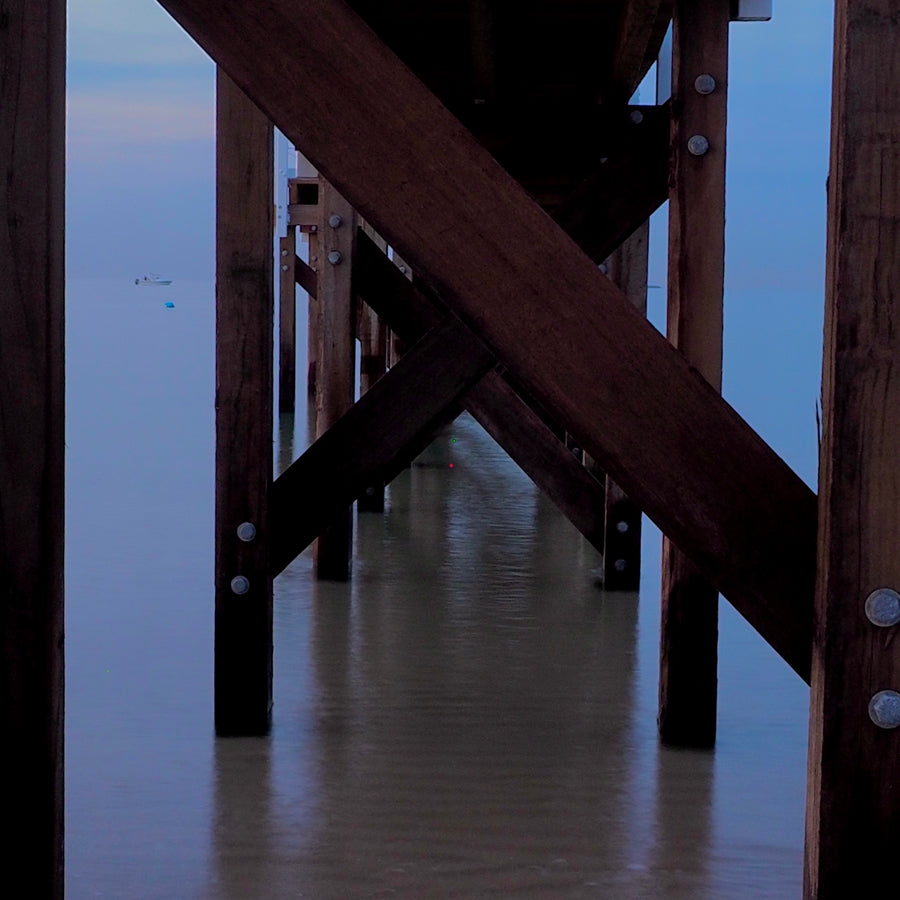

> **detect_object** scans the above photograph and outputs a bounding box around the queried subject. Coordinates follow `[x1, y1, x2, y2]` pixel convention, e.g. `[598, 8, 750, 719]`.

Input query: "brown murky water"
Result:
[66, 279, 808, 898]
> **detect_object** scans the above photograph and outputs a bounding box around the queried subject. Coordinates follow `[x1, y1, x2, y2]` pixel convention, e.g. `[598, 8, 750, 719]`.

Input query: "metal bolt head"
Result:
[598, 262, 609, 275]
[616, 521, 629, 534]
[865, 588, 900, 627]
[309, 225, 318, 232]
[328, 214, 343, 228]
[614, 559, 627, 572]
[869, 690, 900, 729]
[281, 264, 289, 272]
[694, 74, 717, 95]
[327, 251, 343, 265]
[629, 109, 644, 125]
[236, 522, 257, 542]
[687, 135, 710, 156]
[230, 575, 250, 595]
[398, 265, 408, 275]
[281, 248, 288, 256]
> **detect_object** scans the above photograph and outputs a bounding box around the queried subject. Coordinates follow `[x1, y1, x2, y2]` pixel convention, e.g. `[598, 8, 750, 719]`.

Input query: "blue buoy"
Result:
[164, 301, 175, 309]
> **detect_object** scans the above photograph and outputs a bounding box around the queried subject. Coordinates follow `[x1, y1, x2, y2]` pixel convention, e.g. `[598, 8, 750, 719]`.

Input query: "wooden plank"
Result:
[805, 1, 900, 894]
[657, 0, 729, 748]
[214, 70, 273, 735]
[279, 231, 297, 413]
[313, 180, 356, 580]
[294, 253, 318, 297]
[154, 0, 817, 682]
[602, 221, 650, 591]
[0, 2, 66, 894]
[270, 318, 495, 575]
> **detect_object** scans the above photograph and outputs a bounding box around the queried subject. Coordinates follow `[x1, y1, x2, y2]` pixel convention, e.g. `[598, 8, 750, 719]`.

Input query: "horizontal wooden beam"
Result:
[156, 0, 816, 681]
[355, 230, 607, 553]
[269, 317, 495, 575]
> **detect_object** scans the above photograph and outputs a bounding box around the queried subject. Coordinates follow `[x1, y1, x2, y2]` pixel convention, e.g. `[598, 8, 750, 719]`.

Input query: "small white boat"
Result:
[134, 274, 173, 286]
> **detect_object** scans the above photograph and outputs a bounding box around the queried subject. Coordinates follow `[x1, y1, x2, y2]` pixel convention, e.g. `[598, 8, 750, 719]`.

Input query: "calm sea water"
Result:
[65, 277, 812, 898]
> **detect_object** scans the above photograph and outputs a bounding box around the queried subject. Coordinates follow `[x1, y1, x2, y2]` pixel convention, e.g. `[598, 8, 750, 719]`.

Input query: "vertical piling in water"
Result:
[805, 2, 900, 894]
[357, 224, 389, 512]
[214, 70, 274, 734]
[657, 0, 729, 748]
[0, 2, 66, 894]
[601, 220, 650, 591]
[279, 228, 297, 414]
[314, 180, 357, 580]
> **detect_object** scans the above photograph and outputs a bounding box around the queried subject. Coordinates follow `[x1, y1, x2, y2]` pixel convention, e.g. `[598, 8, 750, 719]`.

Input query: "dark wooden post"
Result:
[0, 1, 66, 894]
[314, 181, 357, 580]
[805, 1, 900, 894]
[357, 225, 389, 512]
[602, 221, 649, 591]
[658, 0, 729, 748]
[279, 229, 297, 413]
[214, 70, 274, 735]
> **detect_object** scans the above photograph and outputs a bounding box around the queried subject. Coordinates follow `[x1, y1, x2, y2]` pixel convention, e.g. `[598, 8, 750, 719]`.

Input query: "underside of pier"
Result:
[4, 1, 900, 897]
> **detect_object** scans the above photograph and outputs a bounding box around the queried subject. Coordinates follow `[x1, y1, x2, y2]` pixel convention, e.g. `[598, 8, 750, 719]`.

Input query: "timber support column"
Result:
[601, 221, 649, 591]
[805, 1, 900, 895]
[1, 1, 66, 894]
[314, 181, 357, 580]
[357, 225, 389, 513]
[279, 228, 297, 413]
[214, 70, 274, 735]
[658, 0, 729, 748]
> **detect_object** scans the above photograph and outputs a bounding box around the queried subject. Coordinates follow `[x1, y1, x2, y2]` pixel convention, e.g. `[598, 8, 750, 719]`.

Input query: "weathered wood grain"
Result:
[805, 1, 900, 894]
[155, 0, 816, 680]
[657, 0, 729, 748]
[214, 71, 273, 735]
[0, 2, 66, 894]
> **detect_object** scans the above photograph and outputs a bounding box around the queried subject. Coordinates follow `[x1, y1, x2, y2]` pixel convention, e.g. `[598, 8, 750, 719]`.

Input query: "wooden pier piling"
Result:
[601, 221, 650, 592]
[313, 181, 357, 580]
[805, 1, 900, 894]
[1, 1, 66, 894]
[356, 227, 389, 513]
[214, 71, 274, 734]
[278, 228, 297, 414]
[657, 0, 729, 748]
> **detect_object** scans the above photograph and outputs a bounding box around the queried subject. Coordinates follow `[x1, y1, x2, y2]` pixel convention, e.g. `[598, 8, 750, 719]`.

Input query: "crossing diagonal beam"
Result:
[269, 318, 494, 575]
[157, 0, 816, 681]
[355, 231, 608, 555]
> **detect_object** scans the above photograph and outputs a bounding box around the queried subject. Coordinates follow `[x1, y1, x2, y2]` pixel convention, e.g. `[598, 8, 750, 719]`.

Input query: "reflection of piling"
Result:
[2, 2, 65, 895]
[213, 71, 273, 736]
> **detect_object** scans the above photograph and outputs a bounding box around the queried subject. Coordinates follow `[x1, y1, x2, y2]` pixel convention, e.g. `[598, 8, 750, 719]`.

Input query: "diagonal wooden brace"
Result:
[157, 0, 816, 681]
[269, 317, 495, 575]
[355, 231, 608, 553]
